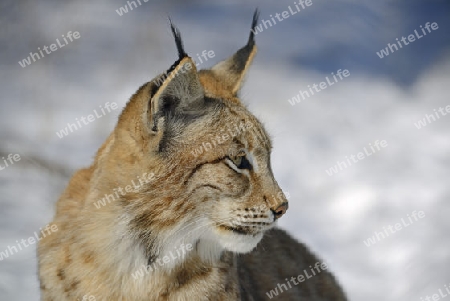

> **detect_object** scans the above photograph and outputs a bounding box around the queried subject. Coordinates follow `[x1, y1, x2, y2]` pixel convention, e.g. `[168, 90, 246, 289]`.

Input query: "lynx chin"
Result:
[38, 9, 347, 301]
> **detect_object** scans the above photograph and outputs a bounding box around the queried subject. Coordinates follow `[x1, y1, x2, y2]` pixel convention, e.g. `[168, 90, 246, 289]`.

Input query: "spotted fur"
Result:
[38, 11, 347, 301]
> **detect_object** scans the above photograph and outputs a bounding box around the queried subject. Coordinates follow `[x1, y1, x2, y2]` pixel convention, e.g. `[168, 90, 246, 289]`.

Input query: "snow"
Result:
[1, 0, 449, 300]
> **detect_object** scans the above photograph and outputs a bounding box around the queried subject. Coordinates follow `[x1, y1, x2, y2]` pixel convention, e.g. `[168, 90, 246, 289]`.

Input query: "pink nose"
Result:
[271, 202, 288, 220]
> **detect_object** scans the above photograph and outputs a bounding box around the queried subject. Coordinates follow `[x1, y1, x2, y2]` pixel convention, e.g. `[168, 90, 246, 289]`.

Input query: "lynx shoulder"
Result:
[38, 10, 347, 301]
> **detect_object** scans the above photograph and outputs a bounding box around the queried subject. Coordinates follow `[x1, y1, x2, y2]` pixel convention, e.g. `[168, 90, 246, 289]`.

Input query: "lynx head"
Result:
[96, 10, 288, 266]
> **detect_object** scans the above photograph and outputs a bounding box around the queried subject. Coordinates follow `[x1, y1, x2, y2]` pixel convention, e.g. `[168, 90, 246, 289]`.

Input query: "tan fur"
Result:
[38, 15, 347, 301]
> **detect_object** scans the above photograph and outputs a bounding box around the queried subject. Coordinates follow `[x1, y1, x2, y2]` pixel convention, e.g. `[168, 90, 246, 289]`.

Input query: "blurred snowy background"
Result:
[1, 0, 449, 300]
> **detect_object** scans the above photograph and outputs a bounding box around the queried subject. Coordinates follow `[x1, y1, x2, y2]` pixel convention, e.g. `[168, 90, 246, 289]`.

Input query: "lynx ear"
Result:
[149, 21, 205, 133]
[210, 9, 259, 95]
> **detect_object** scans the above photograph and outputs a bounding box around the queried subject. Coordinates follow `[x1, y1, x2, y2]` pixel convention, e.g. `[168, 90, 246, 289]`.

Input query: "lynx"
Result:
[38, 11, 347, 301]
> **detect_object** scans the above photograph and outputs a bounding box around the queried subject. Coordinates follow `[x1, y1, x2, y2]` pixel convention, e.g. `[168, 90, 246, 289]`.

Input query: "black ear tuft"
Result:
[154, 18, 189, 90]
[248, 9, 260, 46]
[209, 10, 259, 94]
[168, 17, 187, 60]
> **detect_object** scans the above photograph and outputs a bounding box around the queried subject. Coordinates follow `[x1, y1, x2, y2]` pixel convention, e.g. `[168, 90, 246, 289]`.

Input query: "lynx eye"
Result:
[227, 151, 252, 170]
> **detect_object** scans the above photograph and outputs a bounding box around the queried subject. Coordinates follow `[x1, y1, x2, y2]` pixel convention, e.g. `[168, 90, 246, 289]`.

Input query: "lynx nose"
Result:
[271, 202, 288, 220]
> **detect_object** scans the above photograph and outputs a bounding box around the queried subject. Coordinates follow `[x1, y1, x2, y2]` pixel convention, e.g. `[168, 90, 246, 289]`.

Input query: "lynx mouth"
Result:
[217, 225, 264, 236]
[214, 225, 264, 253]
[218, 225, 249, 235]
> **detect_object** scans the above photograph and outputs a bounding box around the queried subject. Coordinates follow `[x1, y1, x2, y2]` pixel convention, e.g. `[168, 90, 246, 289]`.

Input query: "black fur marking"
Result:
[149, 82, 159, 97]
[248, 9, 260, 46]
[169, 17, 187, 60]
[164, 19, 188, 81]
[153, 19, 189, 90]
[147, 253, 156, 267]
[150, 19, 191, 131]
[228, 10, 259, 74]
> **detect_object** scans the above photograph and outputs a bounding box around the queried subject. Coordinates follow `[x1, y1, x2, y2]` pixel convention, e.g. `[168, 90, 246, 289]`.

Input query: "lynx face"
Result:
[173, 101, 288, 254]
[103, 14, 288, 267]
